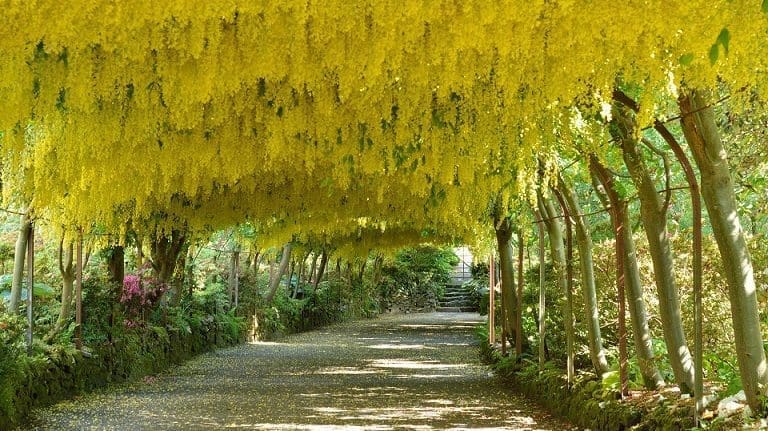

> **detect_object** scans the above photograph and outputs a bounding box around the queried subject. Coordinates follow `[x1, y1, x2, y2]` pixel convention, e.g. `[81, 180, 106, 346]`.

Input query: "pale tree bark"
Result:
[557, 175, 610, 377]
[656, 121, 705, 420]
[534, 205, 547, 371]
[591, 156, 665, 390]
[613, 91, 695, 392]
[49, 240, 75, 338]
[313, 249, 329, 289]
[538, 190, 574, 384]
[679, 90, 768, 412]
[516, 226, 524, 358]
[494, 216, 519, 349]
[308, 252, 319, 285]
[229, 246, 240, 308]
[265, 243, 293, 303]
[9, 212, 32, 312]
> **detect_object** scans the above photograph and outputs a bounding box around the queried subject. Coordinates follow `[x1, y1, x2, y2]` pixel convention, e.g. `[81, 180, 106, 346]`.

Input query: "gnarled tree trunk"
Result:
[149, 229, 187, 303]
[49, 240, 75, 339]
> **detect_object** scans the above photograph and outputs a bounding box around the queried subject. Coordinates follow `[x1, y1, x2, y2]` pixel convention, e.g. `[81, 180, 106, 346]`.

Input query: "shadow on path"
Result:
[21, 312, 571, 430]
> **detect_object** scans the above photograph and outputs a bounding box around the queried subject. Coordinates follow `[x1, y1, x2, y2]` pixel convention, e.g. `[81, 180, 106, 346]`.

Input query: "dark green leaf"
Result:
[717, 28, 730, 56]
[679, 53, 695, 66]
[709, 44, 719, 65]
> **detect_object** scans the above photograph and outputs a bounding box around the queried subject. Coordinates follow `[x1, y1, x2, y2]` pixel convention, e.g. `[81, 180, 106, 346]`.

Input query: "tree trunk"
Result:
[25, 225, 34, 353]
[516, 227, 525, 358]
[591, 156, 664, 390]
[308, 252, 319, 285]
[679, 90, 768, 411]
[9, 212, 32, 312]
[136, 235, 144, 268]
[149, 229, 187, 285]
[288, 259, 297, 298]
[229, 247, 240, 308]
[612, 93, 695, 392]
[313, 249, 329, 289]
[539, 191, 574, 384]
[494, 217, 518, 350]
[558, 175, 610, 377]
[50, 240, 75, 338]
[534, 206, 547, 370]
[552, 187, 577, 385]
[656, 121, 705, 418]
[106, 245, 125, 286]
[265, 243, 292, 303]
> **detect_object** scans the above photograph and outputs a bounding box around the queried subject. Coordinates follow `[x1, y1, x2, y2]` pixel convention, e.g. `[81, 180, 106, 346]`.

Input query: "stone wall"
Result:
[1, 321, 241, 430]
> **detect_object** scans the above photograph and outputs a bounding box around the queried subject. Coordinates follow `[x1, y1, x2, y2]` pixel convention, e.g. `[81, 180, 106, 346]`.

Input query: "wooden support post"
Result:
[75, 230, 83, 350]
[25, 223, 34, 354]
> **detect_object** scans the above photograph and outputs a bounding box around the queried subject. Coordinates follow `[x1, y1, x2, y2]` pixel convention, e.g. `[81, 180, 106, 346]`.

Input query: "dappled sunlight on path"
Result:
[21, 313, 571, 430]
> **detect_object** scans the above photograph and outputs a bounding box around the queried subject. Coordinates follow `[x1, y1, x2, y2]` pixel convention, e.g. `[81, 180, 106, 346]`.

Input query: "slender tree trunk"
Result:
[229, 246, 239, 307]
[50, 241, 75, 338]
[375, 254, 385, 284]
[357, 260, 367, 283]
[657, 121, 705, 421]
[75, 232, 83, 350]
[539, 191, 574, 384]
[551, 188, 576, 385]
[136, 235, 144, 268]
[591, 156, 664, 390]
[10, 212, 32, 312]
[679, 90, 768, 412]
[288, 259, 297, 298]
[613, 91, 695, 392]
[534, 206, 547, 370]
[187, 246, 195, 297]
[516, 227, 525, 358]
[265, 243, 292, 303]
[558, 175, 610, 376]
[313, 249, 329, 289]
[25, 225, 34, 353]
[308, 252, 319, 285]
[494, 217, 518, 350]
[297, 251, 309, 285]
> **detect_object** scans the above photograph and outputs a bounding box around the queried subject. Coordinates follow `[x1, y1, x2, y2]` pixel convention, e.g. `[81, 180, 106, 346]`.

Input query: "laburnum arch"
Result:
[2, 0, 768, 414]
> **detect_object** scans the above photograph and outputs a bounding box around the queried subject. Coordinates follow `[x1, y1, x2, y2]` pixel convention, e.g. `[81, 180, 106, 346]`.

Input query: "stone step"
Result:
[437, 301, 472, 307]
[436, 306, 479, 312]
[441, 292, 469, 299]
[443, 289, 470, 295]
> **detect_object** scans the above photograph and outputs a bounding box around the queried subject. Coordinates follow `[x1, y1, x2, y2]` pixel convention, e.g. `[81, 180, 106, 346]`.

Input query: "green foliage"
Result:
[378, 245, 458, 310]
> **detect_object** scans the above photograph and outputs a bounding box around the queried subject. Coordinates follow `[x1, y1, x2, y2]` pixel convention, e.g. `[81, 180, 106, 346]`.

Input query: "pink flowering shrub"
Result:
[120, 267, 168, 327]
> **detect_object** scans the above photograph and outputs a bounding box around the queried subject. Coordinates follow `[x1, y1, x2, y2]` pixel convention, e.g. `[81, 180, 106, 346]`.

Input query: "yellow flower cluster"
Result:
[0, 0, 765, 245]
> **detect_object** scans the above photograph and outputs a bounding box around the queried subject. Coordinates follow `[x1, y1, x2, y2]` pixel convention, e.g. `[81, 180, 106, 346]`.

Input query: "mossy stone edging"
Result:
[1, 321, 242, 430]
[479, 341, 709, 431]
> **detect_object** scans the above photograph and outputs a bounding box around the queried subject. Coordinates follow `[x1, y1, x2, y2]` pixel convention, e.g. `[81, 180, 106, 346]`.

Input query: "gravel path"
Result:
[21, 312, 572, 430]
